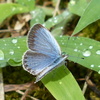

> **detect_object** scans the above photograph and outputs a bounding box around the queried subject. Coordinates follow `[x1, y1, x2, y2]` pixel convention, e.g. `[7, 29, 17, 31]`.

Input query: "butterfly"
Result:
[22, 24, 68, 83]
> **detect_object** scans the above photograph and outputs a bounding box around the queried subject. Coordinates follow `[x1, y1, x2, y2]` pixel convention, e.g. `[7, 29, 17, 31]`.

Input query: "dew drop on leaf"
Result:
[4, 44, 7, 46]
[70, 0, 76, 5]
[9, 49, 14, 55]
[74, 43, 76, 45]
[98, 65, 100, 68]
[60, 27, 63, 29]
[62, 43, 64, 45]
[83, 50, 91, 57]
[3, 40, 5, 42]
[80, 43, 83, 45]
[96, 50, 100, 55]
[60, 35, 62, 38]
[90, 64, 94, 68]
[74, 49, 78, 52]
[42, 24, 46, 27]
[48, 19, 52, 22]
[12, 38, 18, 44]
[89, 46, 93, 49]
[0, 50, 4, 60]
[59, 81, 62, 85]
[98, 70, 100, 74]
[30, 11, 35, 14]
[17, 46, 20, 49]
[54, 20, 57, 23]
[12, 7, 16, 11]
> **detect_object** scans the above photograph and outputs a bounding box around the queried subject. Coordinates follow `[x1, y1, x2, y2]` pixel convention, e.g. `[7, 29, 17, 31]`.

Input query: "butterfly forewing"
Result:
[28, 24, 61, 58]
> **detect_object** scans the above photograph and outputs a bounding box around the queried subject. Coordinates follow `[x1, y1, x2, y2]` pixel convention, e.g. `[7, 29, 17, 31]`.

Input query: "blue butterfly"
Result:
[22, 24, 67, 83]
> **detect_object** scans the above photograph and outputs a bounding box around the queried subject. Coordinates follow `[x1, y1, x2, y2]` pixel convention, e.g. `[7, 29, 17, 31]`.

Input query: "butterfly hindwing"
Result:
[23, 50, 57, 75]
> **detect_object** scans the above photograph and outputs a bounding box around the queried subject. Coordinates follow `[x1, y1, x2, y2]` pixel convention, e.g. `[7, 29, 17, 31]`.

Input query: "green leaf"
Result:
[0, 37, 27, 67]
[57, 36, 100, 73]
[0, 3, 30, 24]
[36, 6, 54, 16]
[16, 0, 35, 10]
[42, 65, 85, 100]
[44, 11, 71, 29]
[30, 8, 46, 26]
[0, 35, 100, 99]
[0, 36, 100, 73]
[8, 59, 22, 66]
[72, 0, 100, 35]
[0, 36, 86, 100]
[51, 13, 73, 36]
[68, 0, 89, 16]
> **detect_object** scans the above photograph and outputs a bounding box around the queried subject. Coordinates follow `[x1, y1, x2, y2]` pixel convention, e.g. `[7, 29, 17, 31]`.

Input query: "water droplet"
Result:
[54, 20, 57, 23]
[96, 50, 100, 55]
[80, 43, 83, 45]
[12, 7, 16, 11]
[98, 65, 100, 68]
[60, 35, 62, 38]
[9, 50, 14, 55]
[70, 0, 76, 5]
[62, 43, 64, 45]
[0, 50, 4, 60]
[17, 46, 20, 49]
[74, 49, 78, 52]
[23, 40, 26, 42]
[83, 50, 91, 57]
[4, 44, 7, 46]
[60, 27, 63, 29]
[89, 46, 93, 49]
[30, 11, 35, 14]
[54, 17, 57, 20]
[19, 8, 23, 11]
[36, 19, 39, 22]
[72, 38, 75, 40]
[42, 24, 45, 27]
[12, 38, 18, 44]
[74, 43, 76, 45]
[90, 64, 94, 68]
[48, 19, 52, 22]
[59, 81, 62, 84]
[98, 70, 100, 74]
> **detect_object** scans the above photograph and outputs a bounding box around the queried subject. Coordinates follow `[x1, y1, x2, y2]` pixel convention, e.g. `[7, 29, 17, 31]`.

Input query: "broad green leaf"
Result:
[51, 13, 73, 36]
[42, 65, 85, 100]
[30, 8, 46, 26]
[72, 0, 100, 35]
[57, 36, 100, 73]
[0, 3, 30, 24]
[0, 37, 85, 100]
[16, 0, 35, 10]
[68, 0, 89, 16]
[36, 6, 54, 16]
[0, 36, 100, 73]
[43, 11, 71, 29]
[0, 37, 27, 67]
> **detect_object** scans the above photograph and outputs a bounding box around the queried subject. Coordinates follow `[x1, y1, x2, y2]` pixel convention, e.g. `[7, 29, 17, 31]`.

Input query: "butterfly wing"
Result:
[23, 50, 57, 75]
[35, 55, 67, 83]
[28, 24, 61, 58]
